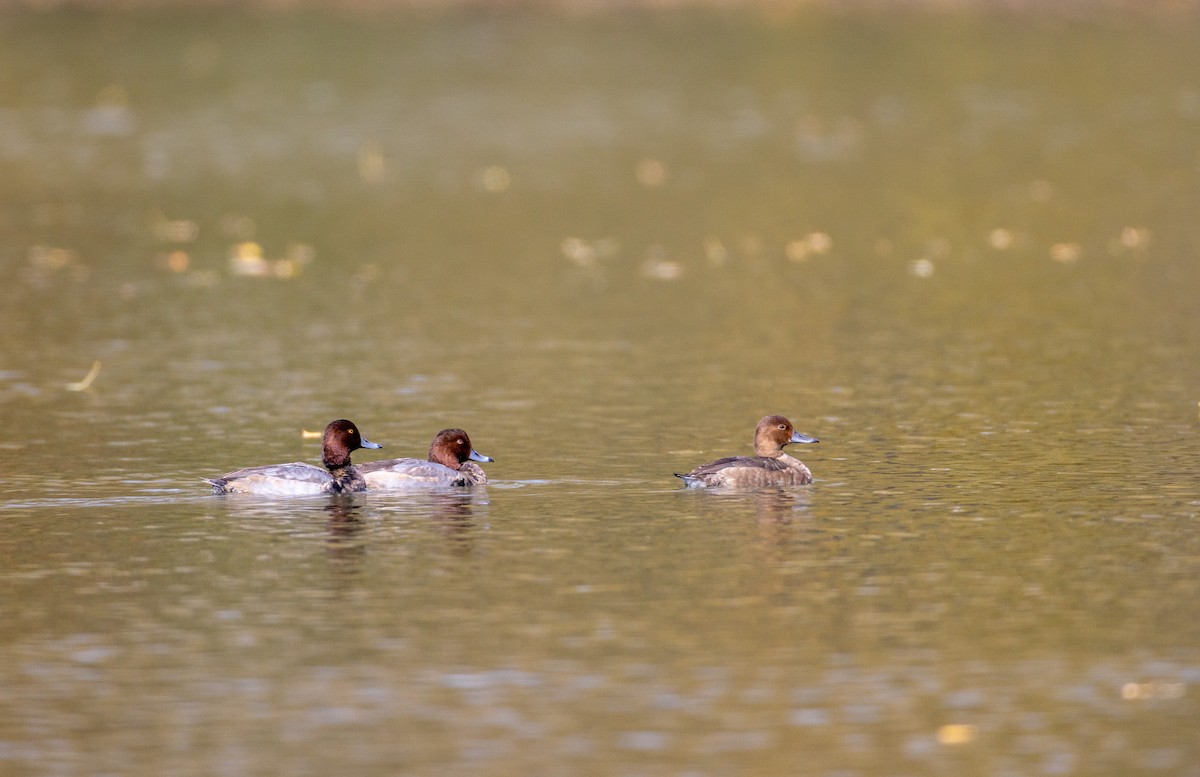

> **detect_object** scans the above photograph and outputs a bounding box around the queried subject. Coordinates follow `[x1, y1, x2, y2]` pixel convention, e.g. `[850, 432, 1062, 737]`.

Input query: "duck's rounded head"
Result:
[323, 419, 382, 468]
[754, 415, 819, 456]
[428, 428, 494, 470]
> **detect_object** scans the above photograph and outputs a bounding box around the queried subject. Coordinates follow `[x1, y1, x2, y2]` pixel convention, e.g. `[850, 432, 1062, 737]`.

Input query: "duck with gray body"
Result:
[205, 419, 382, 495]
[358, 428, 493, 489]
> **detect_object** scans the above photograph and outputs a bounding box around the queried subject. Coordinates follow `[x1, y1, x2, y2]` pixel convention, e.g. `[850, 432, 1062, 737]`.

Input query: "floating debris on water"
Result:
[1111, 226, 1151, 256]
[987, 228, 1015, 250]
[229, 242, 269, 277]
[635, 158, 668, 188]
[155, 250, 190, 273]
[702, 236, 729, 266]
[66, 361, 102, 392]
[641, 246, 682, 280]
[1119, 226, 1149, 249]
[475, 165, 511, 194]
[1050, 242, 1082, 263]
[936, 723, 978, 745]
[909, 258, 935, 278]
[357, 140, 386, 183]
[786, 231, 833, 262]
[228, 242, 313, 279]
[1121, 681, 1185, 700]
[561, 237, 619, 267]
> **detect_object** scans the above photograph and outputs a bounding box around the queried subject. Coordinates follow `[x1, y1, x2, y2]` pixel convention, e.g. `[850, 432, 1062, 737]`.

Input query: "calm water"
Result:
[1, 5, 1199, 776]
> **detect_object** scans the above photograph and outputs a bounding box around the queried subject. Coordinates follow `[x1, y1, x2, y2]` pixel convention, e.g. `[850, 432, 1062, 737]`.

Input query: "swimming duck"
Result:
[358, 428, 492, 489]
[205, 419, 381, 495]
[675, 415, 818, 488]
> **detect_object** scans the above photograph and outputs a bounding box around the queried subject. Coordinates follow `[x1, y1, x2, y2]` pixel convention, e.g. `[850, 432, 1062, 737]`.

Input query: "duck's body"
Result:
[206, 419, 381, 496]
[676, 415, 818, 489]
[359, 428, 492, 490]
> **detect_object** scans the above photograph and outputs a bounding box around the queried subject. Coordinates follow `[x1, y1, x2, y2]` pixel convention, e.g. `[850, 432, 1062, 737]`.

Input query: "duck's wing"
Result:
[674, 456, 798, 488]
[206, 462, 331, 494]
[358, 458, 461, 489]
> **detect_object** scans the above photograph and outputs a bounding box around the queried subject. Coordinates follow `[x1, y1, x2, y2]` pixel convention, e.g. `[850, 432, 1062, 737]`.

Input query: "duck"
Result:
[675, 415, 818, 488]
[205, 419, 382, 495]
[358, 428, 492, 489]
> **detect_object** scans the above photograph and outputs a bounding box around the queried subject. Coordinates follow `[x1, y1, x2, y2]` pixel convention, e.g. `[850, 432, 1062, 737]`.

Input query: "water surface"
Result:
[1, 6, 1198, 775]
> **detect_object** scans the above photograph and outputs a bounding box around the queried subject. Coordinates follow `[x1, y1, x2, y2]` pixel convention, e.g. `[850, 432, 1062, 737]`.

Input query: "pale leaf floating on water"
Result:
[1050, 242, 1082, 263]
[936, 723, 978, 745]
[66, 361, 102, 392]
[909, 258, 935, 278]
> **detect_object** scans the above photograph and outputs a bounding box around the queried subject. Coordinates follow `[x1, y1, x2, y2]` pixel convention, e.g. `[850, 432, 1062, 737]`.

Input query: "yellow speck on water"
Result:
[1050, 242, 1082, 263]
[229, 242, 268, 276]
[988, 228, 1015, 250]
[1119, 226, 1150, 249]
[1122, 681, 1185, 700]
[909, 258, 935, 278]
[703, 236, 728, 265]
[162, 250, 190, 273]
[476, 165, 511, 193]
[635, 158, 668, 188]
[641, 246, 682, 280]
[357, 140, 386, 183]
[786, 232, 833, 262]
[936, 724, 978, 745]
[561, 237, 619, 267]
[301, 429, 322, 439]
[66, 361, 102, 392]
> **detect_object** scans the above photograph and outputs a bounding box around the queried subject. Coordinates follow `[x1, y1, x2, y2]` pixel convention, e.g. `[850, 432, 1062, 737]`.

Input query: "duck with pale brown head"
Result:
[675, 415, 818, 488]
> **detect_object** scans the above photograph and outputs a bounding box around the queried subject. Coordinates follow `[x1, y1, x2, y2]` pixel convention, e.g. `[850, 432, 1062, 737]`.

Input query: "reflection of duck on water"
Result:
[323, 498, 370, 570]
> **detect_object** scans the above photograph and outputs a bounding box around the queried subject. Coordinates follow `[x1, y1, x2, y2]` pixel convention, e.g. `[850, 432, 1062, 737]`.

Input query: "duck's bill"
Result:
[789, 432, 819, 444]
[361, 438, 383, 449]
[469, 449, 494, 463]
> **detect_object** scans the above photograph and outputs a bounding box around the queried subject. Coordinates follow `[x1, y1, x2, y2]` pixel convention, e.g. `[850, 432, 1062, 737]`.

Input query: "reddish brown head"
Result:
[322, 419, 381, 469]
[427, 428, 494, 470]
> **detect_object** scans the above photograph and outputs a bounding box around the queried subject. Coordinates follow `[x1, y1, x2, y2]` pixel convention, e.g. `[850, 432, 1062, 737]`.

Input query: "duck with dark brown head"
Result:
[358, 428, 493, 489]
[205, 419, 382, 495]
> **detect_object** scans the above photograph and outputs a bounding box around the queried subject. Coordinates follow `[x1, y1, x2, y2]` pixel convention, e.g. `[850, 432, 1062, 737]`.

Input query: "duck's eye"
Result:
[778, 424, 787, 430]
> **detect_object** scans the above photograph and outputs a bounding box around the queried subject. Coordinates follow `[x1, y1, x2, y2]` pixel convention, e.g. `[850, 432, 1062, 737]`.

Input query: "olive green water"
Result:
[2, 6, 1199, 775]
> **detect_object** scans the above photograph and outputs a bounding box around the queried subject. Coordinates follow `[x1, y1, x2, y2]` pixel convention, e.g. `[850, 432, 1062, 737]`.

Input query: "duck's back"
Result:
[206, 462, 333, 495]
[359, 458, 469, 489]
[676, 455, 812, 488]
